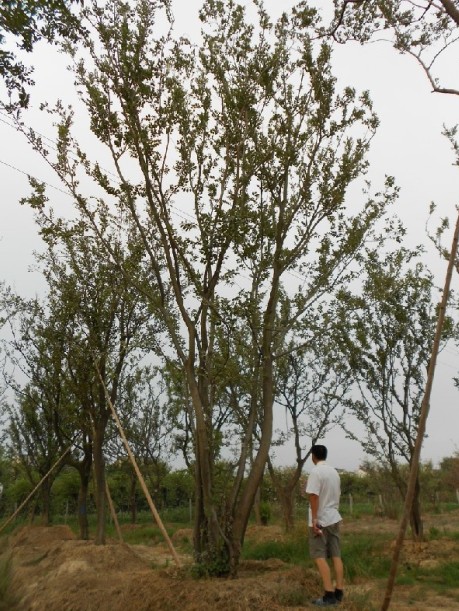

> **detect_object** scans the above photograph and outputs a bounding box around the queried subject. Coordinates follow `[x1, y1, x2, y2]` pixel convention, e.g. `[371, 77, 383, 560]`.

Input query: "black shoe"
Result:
[334, 588, 344, 602]
[312, 595, 338, 606]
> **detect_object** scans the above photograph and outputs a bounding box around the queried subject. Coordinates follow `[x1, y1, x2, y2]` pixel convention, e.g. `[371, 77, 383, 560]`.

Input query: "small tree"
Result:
[334, 246, 448, 539]
[1, 294, 76, 525]
[268, 314, 352, 531]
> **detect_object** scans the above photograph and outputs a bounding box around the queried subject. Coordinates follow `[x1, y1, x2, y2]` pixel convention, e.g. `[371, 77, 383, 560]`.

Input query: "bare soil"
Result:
[1, 512, 459, 610]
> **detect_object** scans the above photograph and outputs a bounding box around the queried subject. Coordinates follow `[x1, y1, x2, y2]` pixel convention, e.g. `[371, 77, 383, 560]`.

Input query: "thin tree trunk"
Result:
[130, 471, 137, 524]
[410, 475, 423, 541]
[78, 470, 90, 540]
[40, 479, 52, 526]
[253, 484, 262, 526]
[226, 266, 281, 575]
[93, 418, 108, 545]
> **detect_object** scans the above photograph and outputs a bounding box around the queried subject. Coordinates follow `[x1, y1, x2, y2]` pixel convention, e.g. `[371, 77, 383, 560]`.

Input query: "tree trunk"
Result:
[187, 367, 226, 572]
[253, 484, 262, 526]
[130, 472, 137, 524]
[28, 497, 38, 524]
[225, 272, 279, 575]
[93, 418, 108, 545]
[410, 474, 423, 541]
[279, 487, 295, 533]
[67, 434, 92, 540]
[77, 470, 91, 540]
[266, 459, 301, 533]
[40, 480, 52, 526]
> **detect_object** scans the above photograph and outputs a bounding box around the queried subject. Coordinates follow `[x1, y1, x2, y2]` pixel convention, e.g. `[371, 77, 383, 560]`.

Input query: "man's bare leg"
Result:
[332, 556, 344, 589]
[314, 558, 333, 591]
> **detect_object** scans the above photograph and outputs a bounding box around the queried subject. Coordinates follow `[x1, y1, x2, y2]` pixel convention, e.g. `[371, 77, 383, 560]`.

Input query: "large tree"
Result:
[16, 0, 396, 573]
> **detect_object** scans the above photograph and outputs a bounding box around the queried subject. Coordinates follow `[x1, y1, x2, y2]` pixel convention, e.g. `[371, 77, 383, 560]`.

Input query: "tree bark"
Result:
[93, 417, 108, 545]
[130, 472, 137, 524]
[66, 434, 92, 540]
[39, 478, 52, 526]
[410, 474, 423, 541]
[77, 471, 90, 540]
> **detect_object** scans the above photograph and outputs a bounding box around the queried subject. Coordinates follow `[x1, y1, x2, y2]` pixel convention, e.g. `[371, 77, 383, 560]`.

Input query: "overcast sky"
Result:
[1, 0, 458, 471]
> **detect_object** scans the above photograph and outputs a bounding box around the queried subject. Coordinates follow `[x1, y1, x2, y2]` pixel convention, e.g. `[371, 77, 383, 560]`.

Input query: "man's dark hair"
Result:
[311, 445, 327, 461]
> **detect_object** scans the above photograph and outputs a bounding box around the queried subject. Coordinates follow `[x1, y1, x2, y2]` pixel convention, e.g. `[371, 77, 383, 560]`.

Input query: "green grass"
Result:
[242, 529, 310, 565]
[401, 560, 459, 590]
[342, 533, 392, 581]
[276, 586, 310, 607]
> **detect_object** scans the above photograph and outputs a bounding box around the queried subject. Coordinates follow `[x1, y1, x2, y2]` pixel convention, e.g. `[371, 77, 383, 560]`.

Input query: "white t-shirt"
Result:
[305, 461, 342, 527]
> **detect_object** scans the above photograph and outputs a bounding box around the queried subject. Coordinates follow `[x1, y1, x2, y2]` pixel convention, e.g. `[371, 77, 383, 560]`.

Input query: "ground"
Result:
[1, 512, 459, 610]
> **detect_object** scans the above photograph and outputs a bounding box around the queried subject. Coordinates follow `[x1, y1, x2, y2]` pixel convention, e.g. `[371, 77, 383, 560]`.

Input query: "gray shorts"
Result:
[309, 522, 341, 559]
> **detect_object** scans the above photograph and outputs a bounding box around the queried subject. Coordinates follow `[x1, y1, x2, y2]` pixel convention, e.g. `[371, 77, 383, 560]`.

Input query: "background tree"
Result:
[107, 366, 175, 523]
[334, 246, 450, 539]
[439, 451, 459, 494]
[39, 222, 156, 544]
[267, 309, 352, 532]
[0, 293, 77, 525]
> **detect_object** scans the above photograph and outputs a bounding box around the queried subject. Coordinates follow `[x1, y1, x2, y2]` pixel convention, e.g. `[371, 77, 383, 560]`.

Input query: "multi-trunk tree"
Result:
[1, 213, 157, 541]
[17, 0, 398, 573]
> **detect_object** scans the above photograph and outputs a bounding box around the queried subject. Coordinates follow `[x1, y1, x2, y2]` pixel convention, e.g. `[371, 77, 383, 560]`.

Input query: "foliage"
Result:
[323, 0, 459, 96]
[439, 452, 459, 490]
[0, 0, 83, 108]
[259, 501, 271, 525]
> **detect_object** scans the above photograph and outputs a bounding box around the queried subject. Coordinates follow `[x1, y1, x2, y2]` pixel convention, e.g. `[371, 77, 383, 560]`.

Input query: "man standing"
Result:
[306, 444, 344, 607]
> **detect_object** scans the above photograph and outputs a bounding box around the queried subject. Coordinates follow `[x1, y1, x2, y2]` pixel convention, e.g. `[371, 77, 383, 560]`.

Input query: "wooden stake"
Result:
[381, 210, 459, 611]
[95, 366, 181, 567]
[0, 443, 73, 536]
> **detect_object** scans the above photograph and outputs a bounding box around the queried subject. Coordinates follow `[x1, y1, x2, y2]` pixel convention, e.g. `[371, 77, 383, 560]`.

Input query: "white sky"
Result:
[1, 0, 458, 471]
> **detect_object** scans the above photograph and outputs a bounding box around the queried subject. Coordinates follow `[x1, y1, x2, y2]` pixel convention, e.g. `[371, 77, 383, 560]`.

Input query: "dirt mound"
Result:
[4, 520, 459, 610]
[3, 525, 321, 611]
[11, 525, 75, 546]
[171, 528, 193, 543]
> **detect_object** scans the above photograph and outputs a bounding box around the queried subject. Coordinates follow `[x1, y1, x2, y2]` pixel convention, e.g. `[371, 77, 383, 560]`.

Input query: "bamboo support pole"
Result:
[381, 210, 459, 611]
[105, 479, 123, 542]
[0, 443, 74, 536]
[95, 367, 181, 567]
